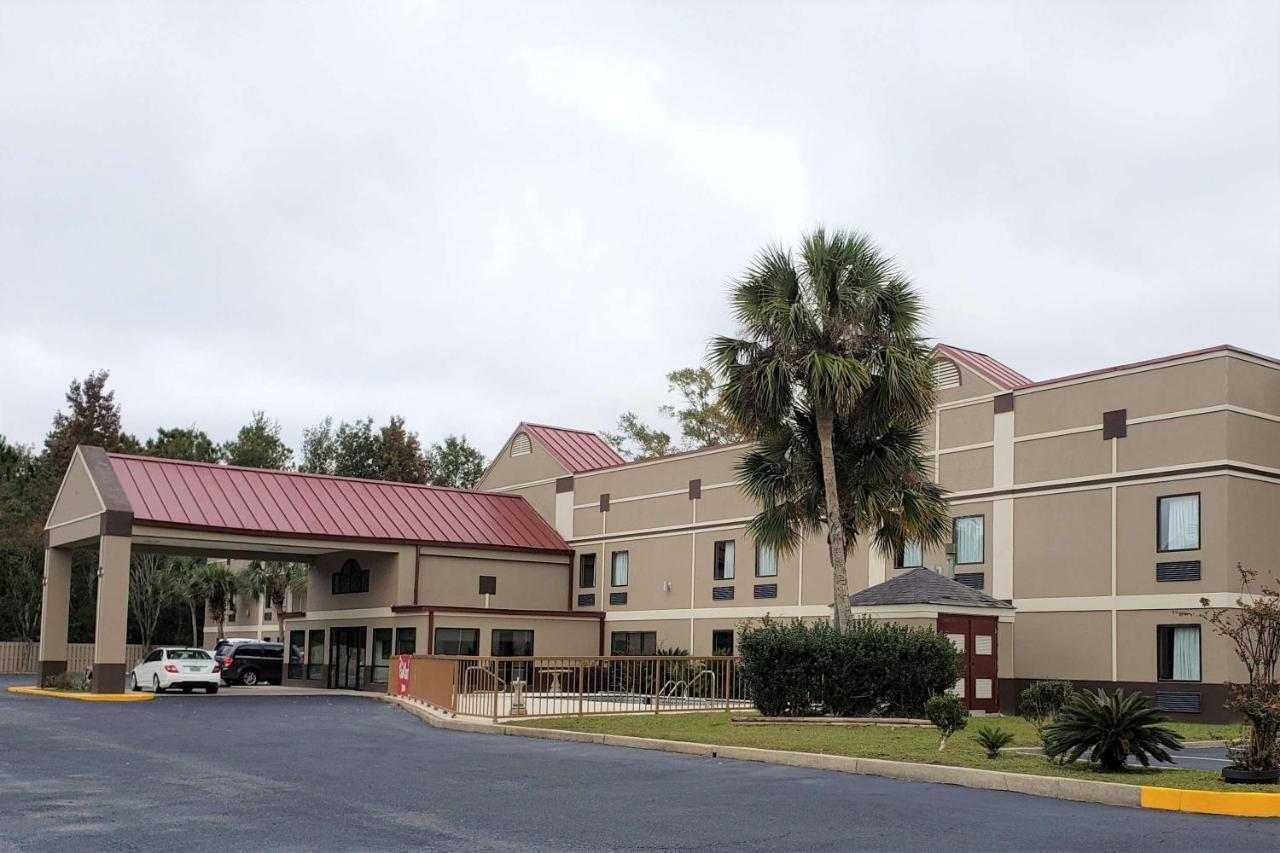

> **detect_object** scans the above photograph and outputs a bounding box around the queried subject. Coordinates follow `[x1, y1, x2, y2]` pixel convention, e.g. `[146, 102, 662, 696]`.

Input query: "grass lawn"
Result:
[509, 712, 1278, 793]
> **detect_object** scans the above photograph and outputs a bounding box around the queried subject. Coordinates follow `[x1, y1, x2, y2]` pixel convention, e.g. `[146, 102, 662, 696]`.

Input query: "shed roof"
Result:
[519, 422, 625, 472]
[104, 451, 571, 553]
[849, 567, 1013, 610]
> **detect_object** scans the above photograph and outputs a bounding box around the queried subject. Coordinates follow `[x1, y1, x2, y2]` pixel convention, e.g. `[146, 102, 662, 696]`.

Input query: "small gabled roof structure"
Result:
[516, 422, 625, 473]
[850, 567, 1014, 611]
[933, 344, 1032, 390]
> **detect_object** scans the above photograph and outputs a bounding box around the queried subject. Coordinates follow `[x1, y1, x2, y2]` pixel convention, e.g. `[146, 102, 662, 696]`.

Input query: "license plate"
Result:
[185, 666, 202, 672]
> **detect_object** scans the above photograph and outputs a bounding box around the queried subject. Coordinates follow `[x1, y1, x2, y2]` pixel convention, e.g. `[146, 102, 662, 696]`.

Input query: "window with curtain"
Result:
[611, 551, 629, 587]
[714, 540, 735, 580]
[1158, 494, 1200, 552]
[1157, 625, 1201, 681]
[953, 516, 984, 565]
[755, 545, 778, 578]
[899, 540, 923, 568]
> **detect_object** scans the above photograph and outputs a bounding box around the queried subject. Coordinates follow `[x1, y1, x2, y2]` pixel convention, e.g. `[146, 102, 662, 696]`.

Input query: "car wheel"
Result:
[241, 669, 259, 686]
[153, 675, 165, 694]
[130, 672, 140, 692]
[206, 686, 218, 695]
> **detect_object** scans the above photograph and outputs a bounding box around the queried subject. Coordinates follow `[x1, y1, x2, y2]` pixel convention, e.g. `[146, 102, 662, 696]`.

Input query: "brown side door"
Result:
[936, 614, 999, 713]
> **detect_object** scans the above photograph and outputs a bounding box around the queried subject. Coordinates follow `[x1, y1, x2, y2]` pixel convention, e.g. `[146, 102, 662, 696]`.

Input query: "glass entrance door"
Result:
[329, 627, 367, 690]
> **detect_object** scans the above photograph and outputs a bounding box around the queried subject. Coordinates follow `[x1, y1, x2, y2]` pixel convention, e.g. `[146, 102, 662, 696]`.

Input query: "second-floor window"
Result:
[898, 539, 923, 568]
[332, 558, 369, 595]
[611, 551, 629, 587]
[954, 516, 984, 565]
[714, 540, 735, 580]
[1158, 494, 1200, 552]
[755, 545, 777, 578]
[579, 554, 596, 588]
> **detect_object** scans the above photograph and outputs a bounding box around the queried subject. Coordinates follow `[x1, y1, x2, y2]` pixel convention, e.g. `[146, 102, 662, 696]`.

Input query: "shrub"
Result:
[974, 726, 1015, 758]
[1042, 688, 1183, 772]
[926, 693, 968, 751]
[737, 617, 960, 718]
[43, 671, 86, 691]
[1019, 680, 1074, 734]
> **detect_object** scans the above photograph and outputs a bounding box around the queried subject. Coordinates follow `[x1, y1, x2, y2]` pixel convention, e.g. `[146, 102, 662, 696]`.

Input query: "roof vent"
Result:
[510, 433, 532, 457]
[931, 359, 961, 390]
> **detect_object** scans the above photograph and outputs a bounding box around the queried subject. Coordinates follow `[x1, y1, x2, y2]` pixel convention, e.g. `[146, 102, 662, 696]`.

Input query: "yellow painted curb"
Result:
[1142, 785, 1280, 818]
[6, 686, 154, 703]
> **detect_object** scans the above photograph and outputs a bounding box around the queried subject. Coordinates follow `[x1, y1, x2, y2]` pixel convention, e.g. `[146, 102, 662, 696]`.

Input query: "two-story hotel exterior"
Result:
[479, 344, 1280, 720]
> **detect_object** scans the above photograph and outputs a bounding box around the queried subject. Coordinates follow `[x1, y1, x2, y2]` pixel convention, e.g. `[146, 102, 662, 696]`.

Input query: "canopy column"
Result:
[92, 534, 132, 693]
[36, 546, 73, 685]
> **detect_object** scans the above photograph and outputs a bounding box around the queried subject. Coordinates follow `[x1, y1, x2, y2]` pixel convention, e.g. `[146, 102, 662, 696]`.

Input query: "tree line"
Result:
[0, 370, 486, 646]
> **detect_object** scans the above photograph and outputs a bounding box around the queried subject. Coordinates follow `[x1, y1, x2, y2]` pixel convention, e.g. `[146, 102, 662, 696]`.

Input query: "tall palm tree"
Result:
[711, 228, 950, 630]
[243, 560, 308, 645]
[199, 563, 241, 644]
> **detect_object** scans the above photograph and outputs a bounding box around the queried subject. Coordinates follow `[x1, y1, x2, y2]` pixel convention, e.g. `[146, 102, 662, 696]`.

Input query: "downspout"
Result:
[413, 547, 421, 606]
[427, 609, 434, 654]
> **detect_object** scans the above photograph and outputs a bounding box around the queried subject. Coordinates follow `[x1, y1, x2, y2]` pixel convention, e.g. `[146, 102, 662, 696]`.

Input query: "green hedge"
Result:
[737, 618, 960, 717]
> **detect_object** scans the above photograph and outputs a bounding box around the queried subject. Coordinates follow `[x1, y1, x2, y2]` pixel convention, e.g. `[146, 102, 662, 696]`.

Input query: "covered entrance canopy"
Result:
[849, 567, 1016, 712]
[39, 446, 571, 693]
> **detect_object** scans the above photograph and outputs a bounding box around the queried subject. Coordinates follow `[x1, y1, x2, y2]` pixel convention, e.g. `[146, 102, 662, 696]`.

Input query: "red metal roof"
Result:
[520, 422, 625, 473]
[1015, 344, 1278, 391]
[106, 453, 570, 553]
[935, 344, 1032, 390]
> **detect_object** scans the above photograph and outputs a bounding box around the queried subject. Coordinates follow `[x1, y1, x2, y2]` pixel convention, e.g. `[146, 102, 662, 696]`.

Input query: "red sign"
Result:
[396, 654, 412, 696]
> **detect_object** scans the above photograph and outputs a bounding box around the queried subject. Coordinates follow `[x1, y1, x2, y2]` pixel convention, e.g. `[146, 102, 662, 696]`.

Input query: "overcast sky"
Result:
[2, 1, 1277, 460]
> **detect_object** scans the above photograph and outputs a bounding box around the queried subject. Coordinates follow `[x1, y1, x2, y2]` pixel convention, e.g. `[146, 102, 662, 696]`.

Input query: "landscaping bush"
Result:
[43, 671, 86, 691]
[1042, 688, 1183, 772]
[1019, 679, 1074, 735]
[738, 618, 960, 717]
[974, 726, 1015, 758]
[926, 693, 968, 751]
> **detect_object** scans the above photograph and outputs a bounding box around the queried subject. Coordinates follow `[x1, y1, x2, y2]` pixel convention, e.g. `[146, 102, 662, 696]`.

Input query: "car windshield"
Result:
[167, 650, 211, 660]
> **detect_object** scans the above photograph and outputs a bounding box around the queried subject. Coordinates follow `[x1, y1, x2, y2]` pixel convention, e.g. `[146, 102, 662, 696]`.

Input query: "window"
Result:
[394, 627, 417, 656]
[712, 630, 734, 656]
[611, 551, 629, 587]
[288, 630, 305, 679]
[953, 516, 984, 565]
[610, 631, 657, 656]
[898, 539, 923, 568]
[714, 540, 735, 580]
[1157, 625, 1201, 682]
[1158, 494, 1200, 552]
[579, 554, 596, 588]
[434, 627, 480, 656]
[307, 630, 325, 680]
[755, 545, 777, 578]
[332, 558, 370, 595]
[371, 628, 393, 684]
[492, 629, 534, 657]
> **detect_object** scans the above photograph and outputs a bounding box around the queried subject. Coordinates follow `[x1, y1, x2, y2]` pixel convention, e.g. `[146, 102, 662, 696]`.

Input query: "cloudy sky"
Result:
[2, 1, 1277, 460]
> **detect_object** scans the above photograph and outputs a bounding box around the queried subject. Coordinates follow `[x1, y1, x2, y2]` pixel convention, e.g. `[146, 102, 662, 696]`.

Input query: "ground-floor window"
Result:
[395, 627, 417, 656]
[306, 630, 324, 680]
[492, 629, 534, 684]
[711, 630, 734, 657]
[611, 631, 657, 656]
[371, 628, 393, 684]
[435, 627, 480, 656]
[1157, 624, 1201, 682]
[288, 630, 305, 679]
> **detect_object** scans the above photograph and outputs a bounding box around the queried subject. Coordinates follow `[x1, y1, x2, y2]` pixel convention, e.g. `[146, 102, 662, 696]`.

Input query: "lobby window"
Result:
[371, 628, 393, 684]
[897, 539, 923, 568]
[1158, 494, 1200, 552]
[611, 551, 629, 587]
[953, 516, 984, 565]
[306, 630, 324, 680]
[579, 554, 597, 588]
[434, 627, 480, 656]
[288, 630, 305, 680]
[395, 627, 416, 656]
[712, 630, 734, 656]
[492, 629, 534, 657]
[332, 558, 370, 595]
[1157, 625, 1201, 682]
[755, 545, 778, 578]
[714, 540, 735, 580]
[611, 631, 657, 656]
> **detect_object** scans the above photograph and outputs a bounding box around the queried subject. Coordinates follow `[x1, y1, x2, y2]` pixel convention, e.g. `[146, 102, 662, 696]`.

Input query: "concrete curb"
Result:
[6, 686, 154, 703]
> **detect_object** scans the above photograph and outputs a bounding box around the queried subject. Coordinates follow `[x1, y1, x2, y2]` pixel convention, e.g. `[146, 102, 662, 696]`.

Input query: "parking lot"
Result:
[1, 674, 1276, 852]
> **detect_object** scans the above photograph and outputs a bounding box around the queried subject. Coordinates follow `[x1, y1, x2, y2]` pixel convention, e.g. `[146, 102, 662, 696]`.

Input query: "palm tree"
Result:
[199, 563, 241, 644]
[711, 228, 950, 630]
[166, 557, 208, 647]
[243, 560, 308, 645]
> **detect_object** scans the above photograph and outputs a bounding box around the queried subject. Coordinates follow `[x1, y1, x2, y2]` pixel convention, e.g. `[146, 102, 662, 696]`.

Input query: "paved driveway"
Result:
[0, 675, 1274, 852]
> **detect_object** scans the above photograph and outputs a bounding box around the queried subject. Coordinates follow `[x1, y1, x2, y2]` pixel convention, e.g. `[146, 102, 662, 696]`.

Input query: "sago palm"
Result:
[1042, 688, 1184, 772]
[711, 229, 949, 630]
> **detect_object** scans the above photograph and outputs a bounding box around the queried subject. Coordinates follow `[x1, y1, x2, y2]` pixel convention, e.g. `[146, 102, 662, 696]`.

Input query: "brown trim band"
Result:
[993, 393, 1014, 414]
[949, 462, 1279, 504]
[555, 476, 574, 494]
[391, 603, 604, 620]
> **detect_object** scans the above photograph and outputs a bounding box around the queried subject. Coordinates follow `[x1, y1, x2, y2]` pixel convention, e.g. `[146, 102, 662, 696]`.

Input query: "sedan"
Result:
[131, 647, 221, 694]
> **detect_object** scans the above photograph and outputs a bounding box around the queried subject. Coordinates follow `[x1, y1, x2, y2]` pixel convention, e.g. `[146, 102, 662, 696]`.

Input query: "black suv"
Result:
[218, 642, 284, 686]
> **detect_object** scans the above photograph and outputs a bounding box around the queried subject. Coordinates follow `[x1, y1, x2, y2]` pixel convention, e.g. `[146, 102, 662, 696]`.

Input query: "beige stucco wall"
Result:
[306, 549, 405, 612]
[1226, 356, 1280, 413]
[1228, 477, 1280, 588]
[938, 447, 993, 493]
[1014, 431, 1111, 484]
[1115, 609, 1245, 684]
[418, 548, 571, 611]
[1117, 412, 1229, 472]
[431, 613, 599, 656]
[1011, 611, 1111, 680]
[478, 430, 568, 491]
[1013, 490, 1112, 598]
[46, 452, 103, 526]
[939, 402, 993, 448]
[1115, 475, 1225, 595]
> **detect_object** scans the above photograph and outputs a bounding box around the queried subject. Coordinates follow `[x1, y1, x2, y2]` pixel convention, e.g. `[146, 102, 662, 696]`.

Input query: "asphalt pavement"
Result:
[0, 675, 1274, 852]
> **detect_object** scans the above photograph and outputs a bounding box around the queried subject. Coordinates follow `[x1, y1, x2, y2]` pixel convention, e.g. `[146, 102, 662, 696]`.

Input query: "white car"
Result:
[131, 647, 221, 694]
